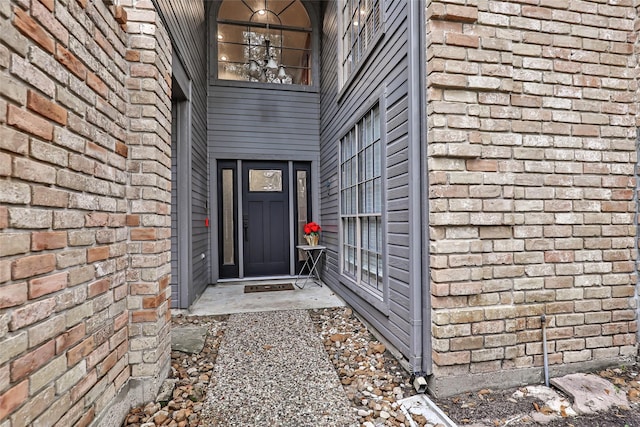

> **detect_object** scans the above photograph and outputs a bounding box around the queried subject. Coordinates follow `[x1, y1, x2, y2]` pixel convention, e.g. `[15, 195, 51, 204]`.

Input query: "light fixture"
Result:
[246, 0, 289, 83]
[217, 34, 223, 40]
[220, 55, 228, 61]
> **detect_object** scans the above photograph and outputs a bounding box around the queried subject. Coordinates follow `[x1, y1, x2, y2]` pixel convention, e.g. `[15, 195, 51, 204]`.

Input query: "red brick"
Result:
[115, 6, 127, 25]
[88, 278, 110, 298]
[29, 271, 67, 298]
[32, 231, 67, 251]
[55, 45, 86, 80]
[56, 322, 85, 354]
[159, 274, 170, 290]
[126, 215, 140, 226]
[125, 50, 140, 61]
[115, 141, 128, 157]
[7, 104, 53, 141]
[0, 282, 27, 308]
[97, 350, 118, 377]
[67, 336, 95, 367]
[113, 311, 128, 331]
[142, 293, 164, 309]
[544, 251, 575, 263]
[76, 406, 95, 427]
[443, 4, 478, 23]
[602, 201, 629, 212]
[27, 90, 67, 125]
[466, 159, 498, 172]
[86, 72, 108, 98]
[87, 246, 109, 263]
[12, 253, 56, 280]
[572, 124, 599, 136]
[0, 207, 8, 229]
[445, 32, 479, 48]
[11, 340, 55, 381]
[38, 0, 54, 12]
[131, 228, 156, 240]
[612, 189, 634, 200]
[13, 7, 54, 54]
[131, 63, 158, 78]
[131, 310, 158, 323]
[0, 380, 28, 420]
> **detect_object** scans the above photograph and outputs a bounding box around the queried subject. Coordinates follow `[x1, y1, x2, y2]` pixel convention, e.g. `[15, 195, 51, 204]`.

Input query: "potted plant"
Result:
[303, 221, 321, 246]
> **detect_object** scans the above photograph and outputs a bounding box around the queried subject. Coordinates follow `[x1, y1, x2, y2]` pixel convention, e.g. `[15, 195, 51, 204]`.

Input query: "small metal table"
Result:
[295, 245, 326, 289]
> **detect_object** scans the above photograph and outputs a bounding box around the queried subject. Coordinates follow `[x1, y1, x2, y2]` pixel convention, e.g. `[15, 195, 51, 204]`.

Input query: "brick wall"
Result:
[0, 0, 171, 425]
[426, 0, 638, 396]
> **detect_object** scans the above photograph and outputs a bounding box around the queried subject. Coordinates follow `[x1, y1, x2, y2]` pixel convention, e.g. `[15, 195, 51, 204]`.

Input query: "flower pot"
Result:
[305, 234, 319, 246]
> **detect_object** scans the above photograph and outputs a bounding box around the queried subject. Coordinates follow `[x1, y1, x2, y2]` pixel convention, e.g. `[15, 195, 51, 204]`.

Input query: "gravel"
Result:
[201, 310, 359, 426]
[122, 307, 428, 427]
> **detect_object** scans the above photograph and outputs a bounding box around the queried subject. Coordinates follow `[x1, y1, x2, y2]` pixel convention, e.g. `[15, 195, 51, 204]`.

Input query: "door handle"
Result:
[243, 215, 249, 241]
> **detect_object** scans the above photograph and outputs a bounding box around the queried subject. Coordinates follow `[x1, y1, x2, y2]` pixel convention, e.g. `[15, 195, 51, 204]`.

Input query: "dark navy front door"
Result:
[242, 161, 290, 276]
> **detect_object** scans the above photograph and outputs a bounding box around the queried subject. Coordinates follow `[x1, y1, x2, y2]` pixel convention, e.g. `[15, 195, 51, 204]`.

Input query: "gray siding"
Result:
[155, 0, 209, 308]
[319, 1, 412, 358]
[209, 86, 320, 161]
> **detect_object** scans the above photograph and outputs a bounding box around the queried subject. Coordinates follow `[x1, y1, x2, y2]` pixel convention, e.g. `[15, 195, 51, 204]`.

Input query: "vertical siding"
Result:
[155, 0, 209, 308]
[319, 1, 412, 358]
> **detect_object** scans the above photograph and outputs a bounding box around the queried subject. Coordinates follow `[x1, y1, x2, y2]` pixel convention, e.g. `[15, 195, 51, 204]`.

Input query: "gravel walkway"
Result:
[201, 310, 359, 426]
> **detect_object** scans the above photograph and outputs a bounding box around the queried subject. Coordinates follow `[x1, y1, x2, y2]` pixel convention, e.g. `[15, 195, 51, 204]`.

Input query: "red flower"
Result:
[304, 221, 321, 235]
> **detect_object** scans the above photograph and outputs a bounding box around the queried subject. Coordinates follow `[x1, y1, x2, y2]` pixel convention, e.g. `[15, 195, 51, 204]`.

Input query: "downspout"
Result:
[418, 0, 432, 378]
[408, 0, 428, 379]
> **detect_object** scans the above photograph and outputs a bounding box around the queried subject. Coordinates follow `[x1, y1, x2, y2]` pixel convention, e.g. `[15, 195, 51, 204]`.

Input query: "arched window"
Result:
[217, 0, 312, 85]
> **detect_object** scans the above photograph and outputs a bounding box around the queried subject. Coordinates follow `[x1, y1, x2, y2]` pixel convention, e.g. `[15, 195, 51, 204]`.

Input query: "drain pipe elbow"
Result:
[411, 372, 428, 394]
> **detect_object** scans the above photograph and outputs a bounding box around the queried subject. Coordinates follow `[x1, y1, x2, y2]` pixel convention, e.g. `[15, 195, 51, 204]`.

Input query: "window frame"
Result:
[336, 0, 385, 92]
[338, 98, 388, 311]
[213, 1, 318, 90]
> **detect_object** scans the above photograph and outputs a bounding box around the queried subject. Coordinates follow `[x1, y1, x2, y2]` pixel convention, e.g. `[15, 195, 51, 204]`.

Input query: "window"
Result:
[217, 0, 312, 85]
[340, 0, 382, 83]
[340, 105, 383, 294]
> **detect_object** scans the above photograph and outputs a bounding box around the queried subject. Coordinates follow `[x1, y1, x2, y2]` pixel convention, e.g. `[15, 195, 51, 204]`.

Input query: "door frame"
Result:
[171, 52, 192, 308]
[242, 160, 290, 277]
[215, 159, 314, 280]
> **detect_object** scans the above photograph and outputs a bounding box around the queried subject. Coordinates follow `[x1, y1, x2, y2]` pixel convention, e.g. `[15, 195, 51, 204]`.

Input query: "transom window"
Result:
[340, 105, 383, 294]
[217, 0, 312, 85]
[340, 0, 382, 83]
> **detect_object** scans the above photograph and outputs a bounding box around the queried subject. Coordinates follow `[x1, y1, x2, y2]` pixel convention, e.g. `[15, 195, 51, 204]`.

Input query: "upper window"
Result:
[217, 0, 312, 85]
[340, 105, 383, 295]
[340, 0, 382, 83]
